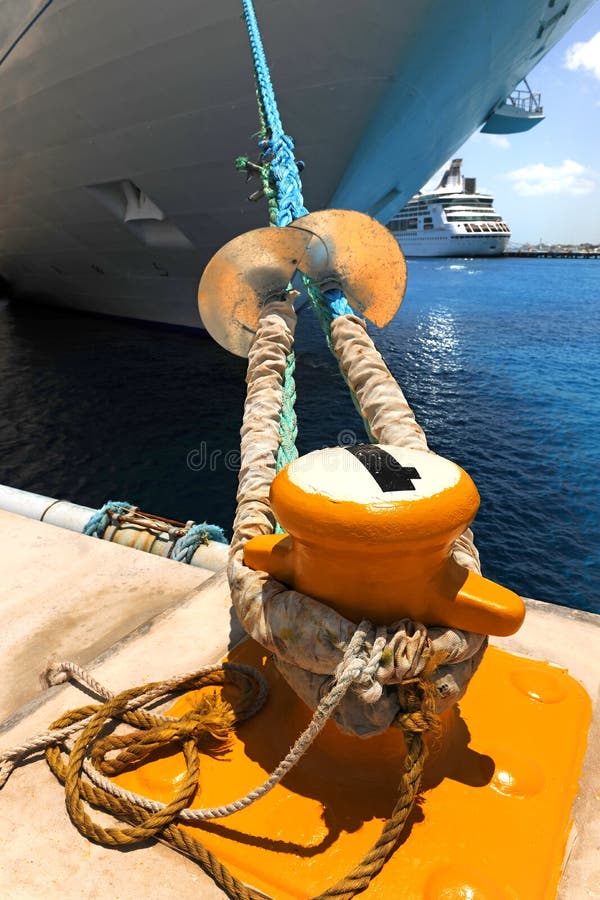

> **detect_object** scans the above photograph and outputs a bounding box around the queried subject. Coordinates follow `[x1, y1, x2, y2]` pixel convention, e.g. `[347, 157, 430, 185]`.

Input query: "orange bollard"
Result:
[244, 444, 525, 636]
[115, 444, 591, 899]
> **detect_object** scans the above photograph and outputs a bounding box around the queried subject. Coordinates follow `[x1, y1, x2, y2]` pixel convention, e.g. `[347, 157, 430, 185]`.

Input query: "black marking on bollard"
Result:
[346, 444, 421, 492]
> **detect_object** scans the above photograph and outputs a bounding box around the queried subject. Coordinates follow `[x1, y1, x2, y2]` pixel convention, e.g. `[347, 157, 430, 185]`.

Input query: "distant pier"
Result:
[504, 249, 599, 259]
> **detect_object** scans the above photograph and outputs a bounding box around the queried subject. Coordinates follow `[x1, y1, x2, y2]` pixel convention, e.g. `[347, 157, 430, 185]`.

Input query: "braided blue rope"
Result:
[240, 2, 355, 330]
[172, 523, 228, 564]
[241, 0, 302, 483]
[83, 500, 132, 539]
[304, 284, 354, 342]
[241, 0, 308, 227]
[240, 0, 370, 470]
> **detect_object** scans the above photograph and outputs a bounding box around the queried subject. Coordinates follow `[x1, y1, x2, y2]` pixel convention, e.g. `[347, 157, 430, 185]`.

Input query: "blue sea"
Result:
[1, 257, 598, 613]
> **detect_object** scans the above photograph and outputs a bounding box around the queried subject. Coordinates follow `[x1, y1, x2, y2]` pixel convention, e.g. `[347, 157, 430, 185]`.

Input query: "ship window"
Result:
[472, 225, 481, 232]
[424, 217, 433, 225]
[446, 215, 499, 223]
[441, 199, 493, 208]
[424, 223, 434, 230]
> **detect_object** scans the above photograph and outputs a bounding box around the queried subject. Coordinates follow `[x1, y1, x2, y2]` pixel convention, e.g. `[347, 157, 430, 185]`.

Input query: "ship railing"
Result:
[506, 87, 543, 115]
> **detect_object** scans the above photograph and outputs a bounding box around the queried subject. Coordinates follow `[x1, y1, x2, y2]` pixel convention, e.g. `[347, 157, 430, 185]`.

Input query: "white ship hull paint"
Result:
[0, 0, 594, 329]
[398, 234, 511, 258]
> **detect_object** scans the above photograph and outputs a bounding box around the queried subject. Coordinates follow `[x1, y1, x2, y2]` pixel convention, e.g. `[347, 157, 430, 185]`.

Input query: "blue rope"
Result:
[83, 501, 227, 563]
[241, 0, 303, 485]
[240, 2, 355, 330]
[240, 0, 370, 476]
[172, 523, 228, 564]
[303, 284, 354, 341]
[83, 500, 132, 539]
[241, 0, 308, 227]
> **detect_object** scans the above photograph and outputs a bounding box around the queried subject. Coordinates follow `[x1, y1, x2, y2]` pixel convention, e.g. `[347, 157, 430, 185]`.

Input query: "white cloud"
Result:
[473, 132, 511, 151]
[504, 160, 597, 196]
[564, 32, 600, 80]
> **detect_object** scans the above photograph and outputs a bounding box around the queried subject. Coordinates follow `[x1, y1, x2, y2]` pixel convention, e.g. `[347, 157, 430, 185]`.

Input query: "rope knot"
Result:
[91, 692, 238, 777]
[42, 662, 70, 687]
[332, 621, 447, 714]
[332, 622, 388, 704]
[395, 651, 445, 735]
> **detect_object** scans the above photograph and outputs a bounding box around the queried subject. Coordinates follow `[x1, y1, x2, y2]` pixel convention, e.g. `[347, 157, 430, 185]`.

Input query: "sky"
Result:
[424, 2, 600, 246]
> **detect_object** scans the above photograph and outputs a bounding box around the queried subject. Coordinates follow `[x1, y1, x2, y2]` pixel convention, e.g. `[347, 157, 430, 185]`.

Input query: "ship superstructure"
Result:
[388, 159, 511, 257]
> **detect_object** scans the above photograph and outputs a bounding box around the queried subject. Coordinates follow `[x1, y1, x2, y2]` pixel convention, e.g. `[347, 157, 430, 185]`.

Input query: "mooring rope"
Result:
[82, 499, 132, 539]
[240, 0, 357, 480]
[0, 642, 440, 900]
[82, 501, 227, 562]
[171, 522, 228, 563]
[240, 0, 308, 228]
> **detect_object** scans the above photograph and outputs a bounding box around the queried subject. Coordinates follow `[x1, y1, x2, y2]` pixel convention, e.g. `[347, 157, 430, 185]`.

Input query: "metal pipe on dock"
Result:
[0, 485, 228, 572]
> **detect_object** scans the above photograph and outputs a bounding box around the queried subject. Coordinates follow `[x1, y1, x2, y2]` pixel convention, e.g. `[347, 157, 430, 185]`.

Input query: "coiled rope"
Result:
[0, 643, 439, 900]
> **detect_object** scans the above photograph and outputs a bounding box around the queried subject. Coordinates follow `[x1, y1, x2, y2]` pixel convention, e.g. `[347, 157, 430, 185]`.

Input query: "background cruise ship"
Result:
[389, 159, 511, 258]
[0, 0, 595, 329]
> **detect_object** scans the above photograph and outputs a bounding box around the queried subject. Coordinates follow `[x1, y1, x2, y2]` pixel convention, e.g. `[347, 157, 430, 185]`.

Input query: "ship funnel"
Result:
[437, 159, 463, 191]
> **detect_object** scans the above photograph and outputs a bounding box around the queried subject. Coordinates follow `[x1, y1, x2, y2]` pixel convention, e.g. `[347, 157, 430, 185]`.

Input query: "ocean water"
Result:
[1, 257, 598, 613]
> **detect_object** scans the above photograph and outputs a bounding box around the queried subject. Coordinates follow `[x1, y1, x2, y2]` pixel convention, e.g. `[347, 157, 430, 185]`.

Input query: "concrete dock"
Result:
[1, 509, 599, 899]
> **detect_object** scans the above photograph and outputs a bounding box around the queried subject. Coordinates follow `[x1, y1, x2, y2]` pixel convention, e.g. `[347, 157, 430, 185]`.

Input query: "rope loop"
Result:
[171, 522, 227, 563]
[82, 500, 132, 539]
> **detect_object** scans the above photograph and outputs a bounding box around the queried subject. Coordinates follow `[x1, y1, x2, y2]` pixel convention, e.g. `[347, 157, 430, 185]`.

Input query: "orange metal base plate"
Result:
[116, 640, 591, 899]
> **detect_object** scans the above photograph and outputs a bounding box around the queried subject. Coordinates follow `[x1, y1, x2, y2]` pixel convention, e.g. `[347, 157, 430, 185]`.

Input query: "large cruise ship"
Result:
[0, 1, 595, 329]
[388, 159, 511, 258]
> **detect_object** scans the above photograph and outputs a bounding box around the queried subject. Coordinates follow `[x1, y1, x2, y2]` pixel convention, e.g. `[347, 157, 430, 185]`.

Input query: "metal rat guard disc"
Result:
[197, 226, 311, 356]
[198, 210, 406, 356]
[290, 209, 407, 327]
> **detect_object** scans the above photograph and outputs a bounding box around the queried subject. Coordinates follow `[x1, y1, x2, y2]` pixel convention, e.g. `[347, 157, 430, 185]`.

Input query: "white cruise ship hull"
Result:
[398, 233, 511, 258]
[0, 0, 594, 329]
